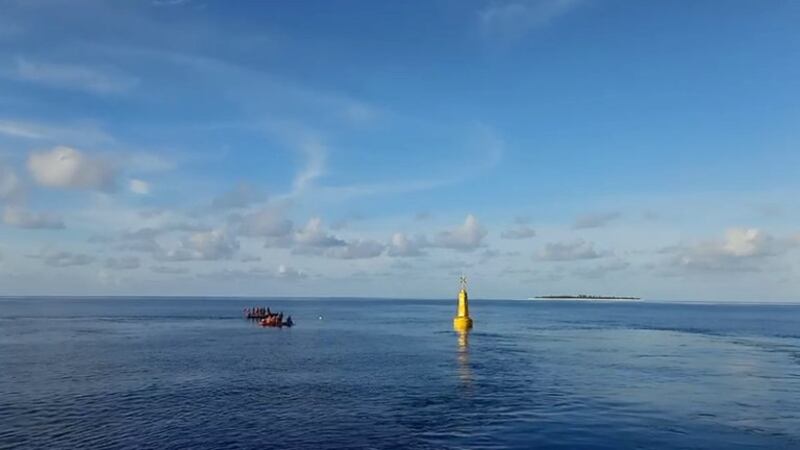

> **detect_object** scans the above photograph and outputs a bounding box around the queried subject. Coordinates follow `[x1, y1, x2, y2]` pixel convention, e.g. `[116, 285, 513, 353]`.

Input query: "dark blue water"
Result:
[2, 298, 800, 449]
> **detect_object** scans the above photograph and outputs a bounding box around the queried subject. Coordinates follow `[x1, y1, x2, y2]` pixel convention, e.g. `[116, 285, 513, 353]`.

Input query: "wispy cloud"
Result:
[479, 0, 584, 41]
[313, 124, 504, 202]
[261, 120, 328, 199]
[93, 44, 377, 126]
[0, 121, 42, 139]
[152, 0, 193, 6]
[11, 58, 139, 94]
[0, 119, 114, 145]
[292, 136, 326, 195]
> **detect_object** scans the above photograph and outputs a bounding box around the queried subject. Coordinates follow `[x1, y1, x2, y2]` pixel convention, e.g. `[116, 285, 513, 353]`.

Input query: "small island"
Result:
[532, 294, 641, 300]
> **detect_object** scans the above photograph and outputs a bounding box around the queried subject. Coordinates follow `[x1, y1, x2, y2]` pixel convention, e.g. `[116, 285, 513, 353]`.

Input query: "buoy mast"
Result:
[453, 276, 473, 331]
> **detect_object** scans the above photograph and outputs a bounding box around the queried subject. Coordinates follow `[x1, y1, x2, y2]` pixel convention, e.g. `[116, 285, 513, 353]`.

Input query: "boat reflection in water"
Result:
[456, 330, 472, 387]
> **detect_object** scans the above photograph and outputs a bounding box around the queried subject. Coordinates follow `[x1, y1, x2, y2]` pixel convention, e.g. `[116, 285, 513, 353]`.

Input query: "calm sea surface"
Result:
[2, 298, 800, 449]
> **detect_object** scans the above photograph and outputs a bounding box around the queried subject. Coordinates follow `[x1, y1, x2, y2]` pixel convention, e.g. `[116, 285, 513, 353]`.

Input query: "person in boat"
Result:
[285, 316, 293, 327]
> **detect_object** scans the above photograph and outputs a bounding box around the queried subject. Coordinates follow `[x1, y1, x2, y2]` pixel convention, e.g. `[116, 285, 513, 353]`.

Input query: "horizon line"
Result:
[1, 295, 800, 305]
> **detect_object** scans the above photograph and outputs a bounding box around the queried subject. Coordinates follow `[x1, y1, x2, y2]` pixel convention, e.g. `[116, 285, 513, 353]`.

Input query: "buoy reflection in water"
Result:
[456, 330, 472, 387]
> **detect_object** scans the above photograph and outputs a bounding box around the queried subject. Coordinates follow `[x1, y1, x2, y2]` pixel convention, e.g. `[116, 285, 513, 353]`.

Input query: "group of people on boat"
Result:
[244, 306, 293, 327]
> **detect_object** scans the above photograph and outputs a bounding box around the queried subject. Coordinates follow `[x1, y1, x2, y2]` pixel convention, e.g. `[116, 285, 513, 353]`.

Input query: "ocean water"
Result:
[1, 298, 800, 450]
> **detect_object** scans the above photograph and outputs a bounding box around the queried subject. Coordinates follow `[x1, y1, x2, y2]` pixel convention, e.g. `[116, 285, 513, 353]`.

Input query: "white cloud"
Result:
[110, 229, 162, 254]
[159, 229, 239, 261]
[721, 228, 775, 257]
[3, 207, 64, 229]
[184, 229, 239, 260]
[294, 217, 345, 248]
[27, 146, 117, 191]
[538, 239, 606, 261]
[14, 58, 138, 94]
[501, 225, 536, 239]
[277, 264, 307, 279]
[211, 183, 261, 210]
[32, 250, 95, 267]
[243, 212, 382, 259]
[201, 264, 308, 281]
[434, 214, 487, 251]
[105, 256, 141, 270]
[480, 0, 583, 41]
[237, 207, 293, 239]
[129, 179, 150, 195]
[388, 232, 428, 257]
[664, 228, 793, 273]
[573, 211, 621, 229]
[326, 239, 385, 259]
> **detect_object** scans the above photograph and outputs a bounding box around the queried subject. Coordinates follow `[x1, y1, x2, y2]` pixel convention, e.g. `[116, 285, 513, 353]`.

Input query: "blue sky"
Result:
[0, 0, 799, 300]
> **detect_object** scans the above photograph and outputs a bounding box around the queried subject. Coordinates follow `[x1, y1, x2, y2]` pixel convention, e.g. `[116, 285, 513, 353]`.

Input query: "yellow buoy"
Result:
[453, 276, 473, 331]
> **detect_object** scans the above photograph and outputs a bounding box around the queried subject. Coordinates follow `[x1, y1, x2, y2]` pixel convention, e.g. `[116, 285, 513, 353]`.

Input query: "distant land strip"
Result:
[534, 295, 641, 300]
